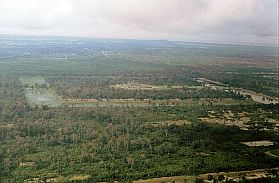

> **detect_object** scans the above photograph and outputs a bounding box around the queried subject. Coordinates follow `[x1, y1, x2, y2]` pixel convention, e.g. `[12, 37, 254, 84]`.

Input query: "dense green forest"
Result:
[0, 38, 278, 183]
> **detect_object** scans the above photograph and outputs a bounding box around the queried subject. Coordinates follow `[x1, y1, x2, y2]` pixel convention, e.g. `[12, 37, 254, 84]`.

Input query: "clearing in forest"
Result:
[199, 111, 250, 130]
[147, 120, 192, 127]
[241, 140, 275, 147]
[62, 98, 245, 108]
[20, 77, 61, 107]
[200, 111, 278, 131]
[110, 82, 200, 90]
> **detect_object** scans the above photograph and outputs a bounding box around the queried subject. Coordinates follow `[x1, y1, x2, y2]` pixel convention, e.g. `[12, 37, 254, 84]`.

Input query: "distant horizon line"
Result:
[0, 33, 278, 47]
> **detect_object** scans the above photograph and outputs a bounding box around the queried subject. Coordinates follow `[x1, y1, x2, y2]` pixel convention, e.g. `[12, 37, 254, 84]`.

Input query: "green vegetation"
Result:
[0, 37, 278, 183]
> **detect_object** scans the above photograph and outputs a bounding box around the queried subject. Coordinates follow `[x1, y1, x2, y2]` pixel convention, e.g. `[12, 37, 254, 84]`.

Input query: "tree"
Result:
[208, 175, 214, 181]
[218, 175, 225, 181]
[194, 177, 204, 183]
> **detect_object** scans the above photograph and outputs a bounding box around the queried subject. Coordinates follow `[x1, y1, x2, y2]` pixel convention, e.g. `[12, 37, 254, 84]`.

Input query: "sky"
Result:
[0, 0, 278, 45]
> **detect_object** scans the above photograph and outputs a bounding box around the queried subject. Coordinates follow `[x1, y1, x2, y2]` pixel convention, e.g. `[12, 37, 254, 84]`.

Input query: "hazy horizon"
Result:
[0, 0, 278, 45]
[0, 33, 278, 48]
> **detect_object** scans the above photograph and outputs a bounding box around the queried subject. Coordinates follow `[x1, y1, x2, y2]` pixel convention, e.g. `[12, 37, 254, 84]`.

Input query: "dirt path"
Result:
[265, 151, 279, 158]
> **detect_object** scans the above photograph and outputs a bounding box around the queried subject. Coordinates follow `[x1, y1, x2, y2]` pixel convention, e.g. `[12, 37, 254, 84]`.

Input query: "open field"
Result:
[199, 116, 250, 130]
[147, 120, 192, 127]
[199, 110, 250, 130]
[62, 98, 253, 108]
[0, 123, 14, 129]
[200, 110, 279, 131]
[132, 176, 195, 183]
[241, 140, 275, 147]
[20, 76, 61, 107]
[110, 82, 200, 90]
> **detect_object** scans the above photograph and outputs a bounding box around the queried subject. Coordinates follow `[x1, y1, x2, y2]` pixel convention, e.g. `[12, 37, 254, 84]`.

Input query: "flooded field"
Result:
[195, 78, 279, 104]
[20, 77, 61, 107]
[233, 89, 278, 104]
[24, 88, 61, 107]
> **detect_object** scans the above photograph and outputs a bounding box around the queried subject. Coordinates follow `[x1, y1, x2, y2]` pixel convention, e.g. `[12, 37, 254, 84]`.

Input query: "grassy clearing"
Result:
[0, 123, 14, 129]
[199, 115, 250, 130]
[200, 110, 279, 131]
[19, 162, 35, 167]
[132, 176, 195, 183]
[62, 98, 249, 108]
[110, 82, 201, 90]
[147, 120, 192, 127]
[63, 98, 150, 107]
[241, 140, 275, 147]
[69, 175, 91, 181]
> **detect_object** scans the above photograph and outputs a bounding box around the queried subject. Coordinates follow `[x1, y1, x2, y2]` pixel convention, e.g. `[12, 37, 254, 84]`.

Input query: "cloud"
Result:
[0, 0, 277, 44]
[0, 0, 73, 29]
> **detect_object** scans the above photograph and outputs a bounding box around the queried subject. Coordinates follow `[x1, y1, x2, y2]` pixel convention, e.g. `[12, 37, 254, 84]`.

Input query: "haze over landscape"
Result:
[0, 1, 278, 183]
[0, 0, 278, 45]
